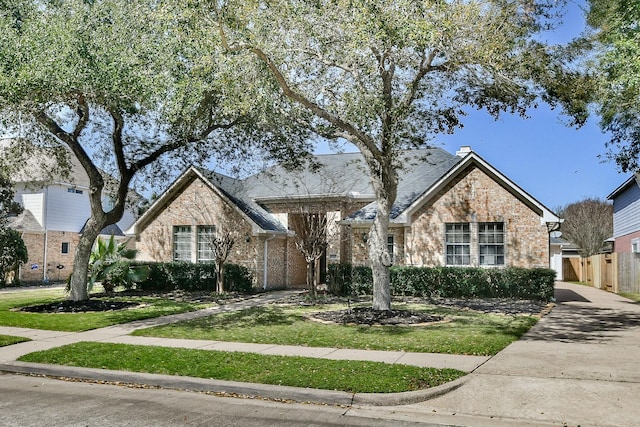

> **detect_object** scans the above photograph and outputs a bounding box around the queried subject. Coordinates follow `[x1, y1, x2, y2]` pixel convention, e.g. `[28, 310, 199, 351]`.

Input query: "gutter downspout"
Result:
[263, 234, 276, 290]
[43, 187, 49, 283]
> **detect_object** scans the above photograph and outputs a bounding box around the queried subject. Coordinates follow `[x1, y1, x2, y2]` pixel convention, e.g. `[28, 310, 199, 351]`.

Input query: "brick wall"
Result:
[136, 177, 288, 288]
[347, 166, 549, 269]
[408, 166, 548, 268]
[18, 230, 80, 283]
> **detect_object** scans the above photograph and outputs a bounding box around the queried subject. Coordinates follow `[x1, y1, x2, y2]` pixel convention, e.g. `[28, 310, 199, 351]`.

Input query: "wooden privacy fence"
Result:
[576, 253, 640, 294]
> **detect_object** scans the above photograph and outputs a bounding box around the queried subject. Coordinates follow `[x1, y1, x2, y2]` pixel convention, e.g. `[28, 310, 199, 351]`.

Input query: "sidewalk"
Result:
[358, 282, 640, 426]
[0, 289, 487, 406]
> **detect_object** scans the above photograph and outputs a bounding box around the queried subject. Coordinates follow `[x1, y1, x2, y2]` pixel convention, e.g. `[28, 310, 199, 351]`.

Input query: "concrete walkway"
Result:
[353, 282, 640, 426]
[0, 289, 487, 406]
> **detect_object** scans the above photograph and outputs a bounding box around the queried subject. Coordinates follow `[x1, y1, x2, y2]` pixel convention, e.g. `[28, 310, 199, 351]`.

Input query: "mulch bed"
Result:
[18, 300, 140, 313]
[310, 307, 444, 326]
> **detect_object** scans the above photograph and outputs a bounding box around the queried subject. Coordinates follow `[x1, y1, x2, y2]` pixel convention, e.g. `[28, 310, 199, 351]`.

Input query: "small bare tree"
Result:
[557, 197, 613, 257]
[209, 228, 235, 293]
[290, 212, 328, 297]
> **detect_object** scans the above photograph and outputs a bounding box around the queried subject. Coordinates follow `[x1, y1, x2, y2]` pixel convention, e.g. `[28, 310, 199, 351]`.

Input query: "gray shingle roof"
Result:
[7, 209, 44, 232]
[79, 221, 125, 237]
[201, 147, 461, 226]
[344, 148, 461, 221]
[244, 152, 373, 199]
[196, 169, 287, 233]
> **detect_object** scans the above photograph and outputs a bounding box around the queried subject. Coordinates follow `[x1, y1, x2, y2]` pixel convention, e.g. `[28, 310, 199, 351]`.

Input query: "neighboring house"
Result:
[4, 139, 138, 283]
[130, 146, 561, 289]
[608, 174, 640, 254]
[550, 236, 581, 281]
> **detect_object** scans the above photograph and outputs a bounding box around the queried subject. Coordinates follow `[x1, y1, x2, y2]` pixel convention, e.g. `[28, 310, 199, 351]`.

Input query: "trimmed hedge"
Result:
[328, 264, 555, 301]
[130, 262, 254, 294]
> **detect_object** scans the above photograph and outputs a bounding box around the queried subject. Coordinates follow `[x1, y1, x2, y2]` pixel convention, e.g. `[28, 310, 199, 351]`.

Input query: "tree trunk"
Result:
[369, 196, 392, 311]
[307, 260, 316, 297]
[68, 216, 104, 301]
[368, 161, 397, 311]
[216, 263, 225, 294]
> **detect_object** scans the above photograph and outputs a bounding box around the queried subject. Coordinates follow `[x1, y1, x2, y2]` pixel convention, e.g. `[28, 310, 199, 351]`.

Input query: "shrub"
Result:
[132, 262, 254, 294]
[328, 263, 556, 301]
[223, 264, 254, 293]
[327, 263, 351, 296]
[0, 229, 28, 286]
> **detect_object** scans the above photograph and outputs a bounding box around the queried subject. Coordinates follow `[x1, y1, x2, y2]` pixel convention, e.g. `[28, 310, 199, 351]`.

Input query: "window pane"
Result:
[445, 223, 470, 266]
[173, 226, 192, 261]
[197, 226, 216, 263]
[479, 222, 504, 266]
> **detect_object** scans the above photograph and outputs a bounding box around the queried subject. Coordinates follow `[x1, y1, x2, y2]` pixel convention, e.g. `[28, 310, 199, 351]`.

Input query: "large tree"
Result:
[213, 0, 589, 310]
[557, 197, 613, 257]
[0, 169, 27, 286]
[0, 0, 310, 301]
[585, 1, 640, 172]
[0, 169, 22, 229]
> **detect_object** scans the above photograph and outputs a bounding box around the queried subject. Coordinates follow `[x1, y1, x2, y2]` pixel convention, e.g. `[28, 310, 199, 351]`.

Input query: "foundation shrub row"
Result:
[328, 264, 555, 301]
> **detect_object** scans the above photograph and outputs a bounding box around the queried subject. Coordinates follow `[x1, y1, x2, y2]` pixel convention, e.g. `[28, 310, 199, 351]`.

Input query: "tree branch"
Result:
[216, 20, 379, 156]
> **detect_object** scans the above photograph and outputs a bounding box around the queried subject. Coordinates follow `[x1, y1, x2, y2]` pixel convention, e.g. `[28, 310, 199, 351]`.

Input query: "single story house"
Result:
[129, 146, 561, 288]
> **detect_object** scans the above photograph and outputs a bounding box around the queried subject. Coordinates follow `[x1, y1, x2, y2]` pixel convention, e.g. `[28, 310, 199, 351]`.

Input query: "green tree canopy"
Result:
[0, 0, 311, 300]
[0, 170, 23, 229]
[586, 0, 640, 171]
[213, 0, 591, 309]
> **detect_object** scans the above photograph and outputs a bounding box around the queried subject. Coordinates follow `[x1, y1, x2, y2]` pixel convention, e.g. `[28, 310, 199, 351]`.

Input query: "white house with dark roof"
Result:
[131, 146, 561, 288]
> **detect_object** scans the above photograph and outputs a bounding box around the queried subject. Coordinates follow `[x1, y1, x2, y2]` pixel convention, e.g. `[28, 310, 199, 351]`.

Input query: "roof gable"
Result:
[391, 151, 559, 225]
[607, 174, 639, 201]
[131, 167, 287, 235]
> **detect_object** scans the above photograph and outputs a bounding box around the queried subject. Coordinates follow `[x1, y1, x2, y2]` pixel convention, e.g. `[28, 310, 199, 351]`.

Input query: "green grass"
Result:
[134, 302, 538, 356]
[0, 289, 208, 332]
[18, 341, 465, 393]
[620, 292, 640, 302]
[0, 334, 30, 347]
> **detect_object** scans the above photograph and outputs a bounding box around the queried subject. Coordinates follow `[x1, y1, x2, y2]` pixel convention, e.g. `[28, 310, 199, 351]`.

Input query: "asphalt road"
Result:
[0, 373, 445, 427]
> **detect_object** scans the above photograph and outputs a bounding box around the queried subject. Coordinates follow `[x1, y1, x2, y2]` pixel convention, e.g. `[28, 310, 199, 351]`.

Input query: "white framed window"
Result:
[387, 235, 394, 264]
[632, 238, 640, 254]
[197, 225, 216, 263]
[446, 223, 471, 265]
[173, 226, 192, 261]
[479, 222, 505, 266]
[67, 187, 83, 194]
[61, 242, 70, 254]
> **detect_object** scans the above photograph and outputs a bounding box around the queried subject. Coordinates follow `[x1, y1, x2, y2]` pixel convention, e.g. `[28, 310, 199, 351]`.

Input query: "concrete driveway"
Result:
[354, 282, 640, 426]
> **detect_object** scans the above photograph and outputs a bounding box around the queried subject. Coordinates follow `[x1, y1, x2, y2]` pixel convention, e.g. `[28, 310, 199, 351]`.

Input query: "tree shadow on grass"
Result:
[193, 306, 300, 329]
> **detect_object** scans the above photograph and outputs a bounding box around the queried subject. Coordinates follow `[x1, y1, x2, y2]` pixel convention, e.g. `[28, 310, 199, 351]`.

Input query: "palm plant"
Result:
[86, 235, 148, 295]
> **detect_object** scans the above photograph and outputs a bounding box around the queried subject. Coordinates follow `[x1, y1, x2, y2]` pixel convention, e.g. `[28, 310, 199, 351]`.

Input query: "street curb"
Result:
[0, 361, 467, 406]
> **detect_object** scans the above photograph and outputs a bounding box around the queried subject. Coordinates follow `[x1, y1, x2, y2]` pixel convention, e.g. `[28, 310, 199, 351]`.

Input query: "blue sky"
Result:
[436, 107, 623, 210]
[434, 0, 626, 210]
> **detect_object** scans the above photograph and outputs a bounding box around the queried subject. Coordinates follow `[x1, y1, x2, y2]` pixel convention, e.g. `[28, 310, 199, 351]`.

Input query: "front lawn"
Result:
[0, 289, 209, 332]
[18, 341, 465, 393]
[133, 301, 539, 356]
[0, 334, 30, 347]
